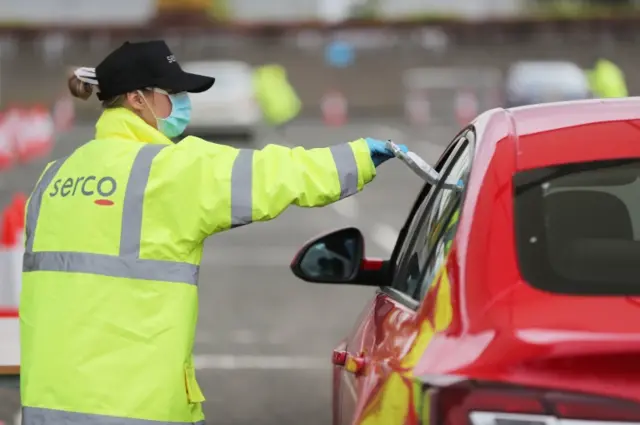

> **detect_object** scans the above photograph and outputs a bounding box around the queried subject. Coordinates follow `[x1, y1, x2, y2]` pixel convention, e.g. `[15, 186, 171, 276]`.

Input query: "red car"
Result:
[290, 98, 640, 425]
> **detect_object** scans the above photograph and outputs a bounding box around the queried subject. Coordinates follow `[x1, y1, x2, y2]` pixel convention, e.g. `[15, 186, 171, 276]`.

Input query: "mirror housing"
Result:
[290, 227, 390, 286]
[290, 227, 364, 284]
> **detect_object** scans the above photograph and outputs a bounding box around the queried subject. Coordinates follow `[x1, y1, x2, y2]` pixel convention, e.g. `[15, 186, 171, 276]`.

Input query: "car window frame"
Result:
[394, 137, 472, 300]
[387, 127, 471, 270]
[392, 141, 468, 284]
[380, 127, 475, 309]
[410, 172, 466, 301]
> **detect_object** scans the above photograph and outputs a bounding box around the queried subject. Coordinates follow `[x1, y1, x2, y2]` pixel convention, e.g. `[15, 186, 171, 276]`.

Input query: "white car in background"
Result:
[181, 60, 261, 142]
[504, 60, 593, 108]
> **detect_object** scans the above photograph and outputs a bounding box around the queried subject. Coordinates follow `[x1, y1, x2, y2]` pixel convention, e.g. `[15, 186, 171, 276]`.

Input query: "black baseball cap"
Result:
[94, 40, 215, 101]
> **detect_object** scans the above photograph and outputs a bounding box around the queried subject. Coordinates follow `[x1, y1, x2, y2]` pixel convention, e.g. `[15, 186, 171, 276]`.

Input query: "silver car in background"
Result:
[505, 60, 593, 108]
[181, 60, 262, 143]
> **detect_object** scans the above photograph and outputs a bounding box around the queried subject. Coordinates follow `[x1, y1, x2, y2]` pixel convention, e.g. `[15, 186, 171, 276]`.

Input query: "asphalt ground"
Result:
[0, 117, 454, 425]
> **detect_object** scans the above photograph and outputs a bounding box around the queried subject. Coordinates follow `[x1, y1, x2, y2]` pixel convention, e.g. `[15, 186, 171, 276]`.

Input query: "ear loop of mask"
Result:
[137, 90, 158, 121]
[138, 88, 171, 121]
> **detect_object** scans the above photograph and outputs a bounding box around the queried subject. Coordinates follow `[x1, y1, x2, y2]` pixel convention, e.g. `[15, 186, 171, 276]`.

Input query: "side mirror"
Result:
[290, 227, 365, 284]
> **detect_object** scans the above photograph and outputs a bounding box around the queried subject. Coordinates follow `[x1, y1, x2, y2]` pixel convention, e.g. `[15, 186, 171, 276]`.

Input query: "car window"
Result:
[391, 132, 472, 300]
[389, 129, 471, 276]
[401, 140, 471, 300]
[514, 158, 640, 295]
[415, 204, 460, 301]
[390, 135, 462, 279]
[411, 145, 470, 300]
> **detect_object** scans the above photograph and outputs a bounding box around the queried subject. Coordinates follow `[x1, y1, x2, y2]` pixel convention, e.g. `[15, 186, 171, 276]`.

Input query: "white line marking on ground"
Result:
[194, 354, 330, 370]
[371, 223, 398, 253]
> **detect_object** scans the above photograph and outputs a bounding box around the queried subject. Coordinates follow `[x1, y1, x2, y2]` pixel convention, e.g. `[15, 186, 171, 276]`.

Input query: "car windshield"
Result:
[514, 158, 640, 295]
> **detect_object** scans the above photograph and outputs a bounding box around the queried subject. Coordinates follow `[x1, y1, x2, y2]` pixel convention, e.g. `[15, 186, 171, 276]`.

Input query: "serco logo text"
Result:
[49, 175, 117, 206]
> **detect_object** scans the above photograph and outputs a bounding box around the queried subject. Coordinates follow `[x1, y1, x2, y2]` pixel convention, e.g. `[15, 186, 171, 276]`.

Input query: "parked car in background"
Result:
[505, 60, 592, 107]
[181, 60, 261, 142]
[291, 98, 640, 425]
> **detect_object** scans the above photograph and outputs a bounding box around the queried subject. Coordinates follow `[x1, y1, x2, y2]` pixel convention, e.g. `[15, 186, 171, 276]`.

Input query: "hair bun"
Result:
[68, 73, 93, 101]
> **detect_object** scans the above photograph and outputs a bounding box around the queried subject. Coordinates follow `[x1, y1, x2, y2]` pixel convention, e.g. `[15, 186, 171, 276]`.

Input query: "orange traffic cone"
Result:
[322, 90, 347, 127]
[0, 308, 18, 317]
[53, 93, 75, 132]
[0, 205, 21, 309]
[11, 193, 26, 229]
[27, 104, 55, 160]
[455, 89, 479, 126]
[1, 207, 18, 248]
[0, 111, 15, 172]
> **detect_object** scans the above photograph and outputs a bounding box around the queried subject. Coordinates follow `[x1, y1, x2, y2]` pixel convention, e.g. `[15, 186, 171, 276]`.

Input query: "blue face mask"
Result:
[157, 92, 192, 139]
[141, 89, 192, 139]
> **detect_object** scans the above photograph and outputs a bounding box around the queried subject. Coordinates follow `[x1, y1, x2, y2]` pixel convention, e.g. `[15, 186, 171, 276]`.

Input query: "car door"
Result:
[335, 129, 474, 425]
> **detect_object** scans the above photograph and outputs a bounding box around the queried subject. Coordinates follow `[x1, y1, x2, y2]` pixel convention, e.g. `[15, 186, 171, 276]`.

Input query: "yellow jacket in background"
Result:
[587, 59, 628, 98]
[20, 107, 375, 425]
[253, 64, 302, 126]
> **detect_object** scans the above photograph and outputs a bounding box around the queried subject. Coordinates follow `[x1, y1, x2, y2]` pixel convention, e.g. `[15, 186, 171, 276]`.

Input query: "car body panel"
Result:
[327, 98, 640, 425]
[511, 98, 640, 169]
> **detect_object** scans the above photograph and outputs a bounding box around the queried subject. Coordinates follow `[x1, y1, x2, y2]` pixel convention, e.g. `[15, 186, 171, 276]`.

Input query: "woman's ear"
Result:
[127, 91, 147, 112]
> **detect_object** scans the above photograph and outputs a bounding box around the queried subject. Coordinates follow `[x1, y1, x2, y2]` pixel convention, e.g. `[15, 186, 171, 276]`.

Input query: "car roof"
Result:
[473, 98, 640, 170]
[508, 97, 640, 132]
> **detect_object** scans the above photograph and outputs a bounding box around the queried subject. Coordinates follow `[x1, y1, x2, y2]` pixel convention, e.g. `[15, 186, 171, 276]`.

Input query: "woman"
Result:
[19, 39, 407, 425]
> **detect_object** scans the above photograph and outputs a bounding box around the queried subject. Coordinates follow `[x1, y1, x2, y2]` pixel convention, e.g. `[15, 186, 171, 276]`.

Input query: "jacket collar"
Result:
[94, 107, 172, 145]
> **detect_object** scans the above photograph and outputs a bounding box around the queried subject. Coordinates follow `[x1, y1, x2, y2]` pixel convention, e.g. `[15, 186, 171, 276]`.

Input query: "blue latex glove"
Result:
[366, 138, 408, 167]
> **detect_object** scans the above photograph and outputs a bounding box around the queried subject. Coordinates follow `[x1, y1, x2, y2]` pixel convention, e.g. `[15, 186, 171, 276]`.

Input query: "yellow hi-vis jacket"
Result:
[587, 59, 628, 98]
[253, 64, 301, 126]
[20, 107, 376, 425]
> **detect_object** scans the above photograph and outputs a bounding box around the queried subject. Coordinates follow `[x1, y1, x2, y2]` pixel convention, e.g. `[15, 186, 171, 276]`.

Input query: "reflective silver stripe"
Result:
[23, 406, 206, 425]
[329, 143, 359, 199]
[120, 144, 166, 256]
[230, 149, 254, 228]
[23, 251, 199, 285]
[23, 144, 200, 285]
[25, 157, 69, 252]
